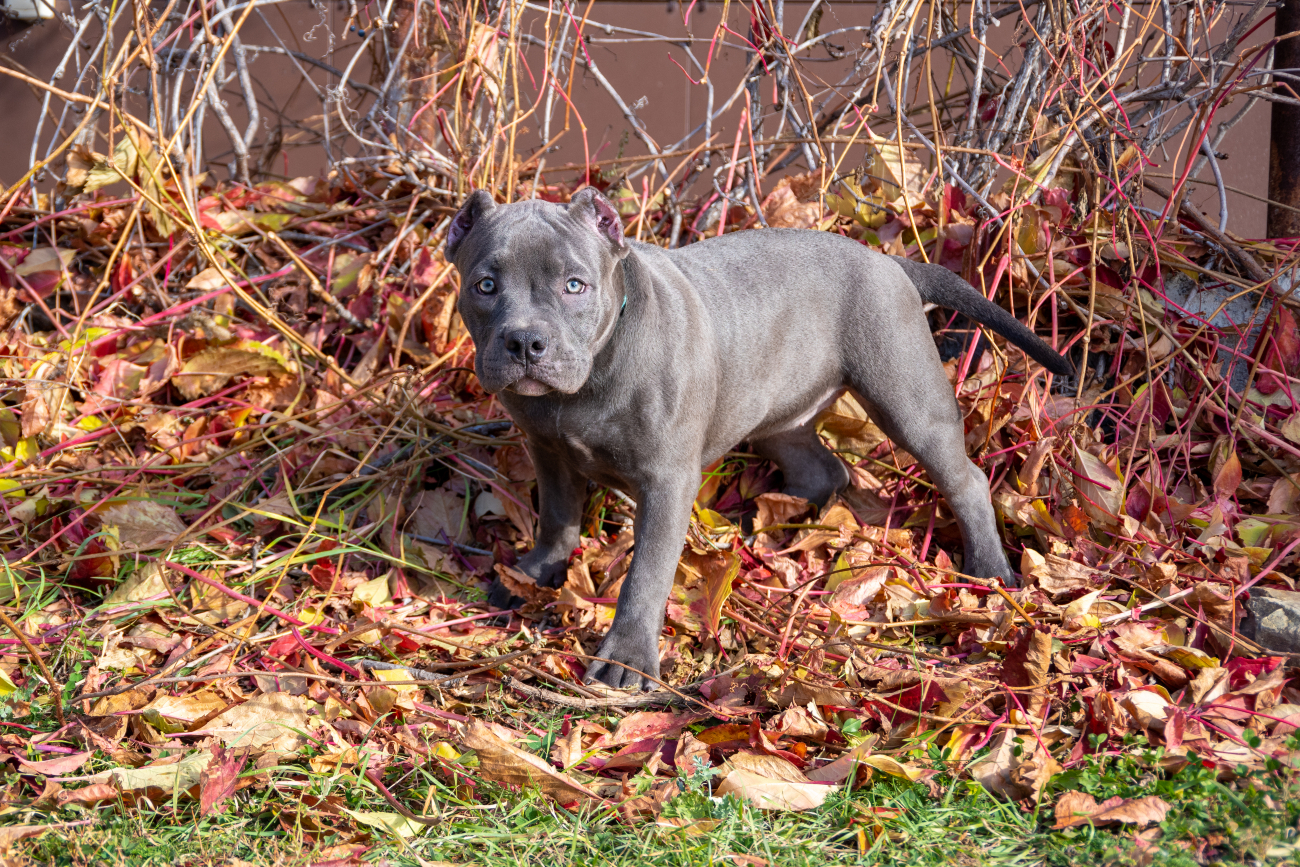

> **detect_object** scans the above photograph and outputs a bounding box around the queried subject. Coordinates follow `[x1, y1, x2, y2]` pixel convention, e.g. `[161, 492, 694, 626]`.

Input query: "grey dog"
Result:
[445, 187, 1071, 690]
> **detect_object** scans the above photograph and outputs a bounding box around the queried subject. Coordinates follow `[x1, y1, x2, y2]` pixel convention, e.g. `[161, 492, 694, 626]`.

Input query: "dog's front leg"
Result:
[584, 470, 697, 691]
[489, 445, 584, 609]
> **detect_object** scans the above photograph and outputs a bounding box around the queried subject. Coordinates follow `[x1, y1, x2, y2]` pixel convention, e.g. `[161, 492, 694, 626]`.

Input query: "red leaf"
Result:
[1126, 478, 1152, 521]
[1213, 450, 1241, 503]
[199, 745, 250, 816]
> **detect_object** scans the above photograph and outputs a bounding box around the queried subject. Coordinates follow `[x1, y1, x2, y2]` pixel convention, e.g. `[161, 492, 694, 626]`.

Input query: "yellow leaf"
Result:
[0, 409, 19, 447]
[171, 339, 291, 400]
[373, 667, 419, 694]
[15, 247, 74, 276]
[111, 752, 211, 793]
[859, 754, 924, 782]
[1151, 644, 1220, 670]
[866, 130, 928, 205]
[297, 605, 327, 627]
[431, 742, 460, 761]
[352, 574, 392, 609]
[0, 668, 16, 698]
[141, 708, 187, 734]
[342, 809, 426, 839]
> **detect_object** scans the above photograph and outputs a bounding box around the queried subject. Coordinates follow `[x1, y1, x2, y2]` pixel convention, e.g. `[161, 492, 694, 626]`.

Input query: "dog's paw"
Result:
[515, 548, 570, 589]
[486, 577, 524, 612]
[584, 629, 662, 691]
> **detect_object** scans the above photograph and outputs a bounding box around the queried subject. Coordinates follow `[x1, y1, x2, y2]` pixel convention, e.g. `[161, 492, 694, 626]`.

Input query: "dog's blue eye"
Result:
[477, 278, 496, 294]
[565, 278, 585, 294]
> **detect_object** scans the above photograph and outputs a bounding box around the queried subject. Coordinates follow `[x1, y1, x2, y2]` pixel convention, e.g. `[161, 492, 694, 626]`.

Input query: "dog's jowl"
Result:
[445, 187, 1072, 691]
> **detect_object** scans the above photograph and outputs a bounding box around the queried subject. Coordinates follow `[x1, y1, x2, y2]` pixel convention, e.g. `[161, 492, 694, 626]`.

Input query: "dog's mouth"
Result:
[508, 375, 553, 396]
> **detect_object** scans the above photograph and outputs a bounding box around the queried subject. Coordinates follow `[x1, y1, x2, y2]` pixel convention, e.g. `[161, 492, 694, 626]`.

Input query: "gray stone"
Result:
[1242, 587, 1300, 654]
[1160, 272, 1269, 392]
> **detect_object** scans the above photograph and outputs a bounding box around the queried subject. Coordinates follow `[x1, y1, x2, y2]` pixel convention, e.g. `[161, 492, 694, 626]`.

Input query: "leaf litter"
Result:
[0, 162, 1297, 860]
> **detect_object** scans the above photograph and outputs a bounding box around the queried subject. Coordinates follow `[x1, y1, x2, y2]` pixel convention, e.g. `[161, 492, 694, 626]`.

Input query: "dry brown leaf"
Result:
[715, 767, 832, 811]
[13, 750, 93, 776]
[760, 176, 825, 230]
[1053, 791, 1171, 829]
[771, 705, 829, 740]
[98, 500, 188, 549]
[460, 719, 608, 804]
[172, 341, 290, 400]
[409, 487, 471, 545]
[816, 393, 889, 458]
[550, 725, 586, 770]
[776, 681, 856, 708]
[198, 692, 313, 753]
[724, 752, 810, 783]
[674, 733, 711, 776]
[0, 823, 58, 852]
[143, 689, 229, 727]
[494, 563, 560, 608]
[1002, 629, 1053, 718]
[111, 751, 212, 794]
[56, 783, 118, 808]
[969, 730, 1062, 801]
[1073, 446, 1124, 526]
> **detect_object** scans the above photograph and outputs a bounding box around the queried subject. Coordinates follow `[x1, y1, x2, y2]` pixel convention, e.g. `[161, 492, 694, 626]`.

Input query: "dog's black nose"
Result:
[504, 329, 548, 364]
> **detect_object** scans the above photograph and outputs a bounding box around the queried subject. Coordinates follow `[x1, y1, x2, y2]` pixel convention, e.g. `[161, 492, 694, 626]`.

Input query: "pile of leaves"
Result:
[0, 152, 1298, 863]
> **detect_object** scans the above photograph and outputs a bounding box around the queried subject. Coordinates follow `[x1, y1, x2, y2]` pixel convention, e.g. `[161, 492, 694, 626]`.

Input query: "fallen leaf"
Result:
[111, 751, 212, 794]
[724, 752, 810, 783]
[104, 563, 171, 605]
[56, 782, 118, 808]
[866, 129, 929, 205]
[655, 817, 721, 836]
[1120, 689, 1173, 731]
[98, 499, 187, 549]
[141, 689, 229, 726]
[715, 767, 832, 811]
[460, 719, 608, 804]
[771, 705, 829, 740]
[409, 487, 471, 545]
[675, 733, 711, 776]
[172, 340, 290, 400]
[1281, 412, 1300, 445]
[0, 824, 58, 849]
[816, 393, 888, 458]
[1002, 628, 1053, 718]
[701, 552, 740, 634]
[13, 750, 93, 776]
[198, 692, 313, 753]
[199, 744, 250, 816]
[969, 730, 1062, 801]
[352, 574, 392, 609]
[857, 754, 925, 782]
[595, 711, 705, 749]
[1052, 791, 1171, 829]
[1073, 445, 1123, 525]
[342, 809, 426, 839]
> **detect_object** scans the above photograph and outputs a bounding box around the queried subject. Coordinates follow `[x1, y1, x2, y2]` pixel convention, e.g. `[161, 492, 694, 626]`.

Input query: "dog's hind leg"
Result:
[844, 336, 1016, 583]
[750, 425, 850, 509]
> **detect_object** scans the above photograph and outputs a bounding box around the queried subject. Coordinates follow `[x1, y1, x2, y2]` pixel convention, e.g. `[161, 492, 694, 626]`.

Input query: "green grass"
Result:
[24, 742, 1300, 867]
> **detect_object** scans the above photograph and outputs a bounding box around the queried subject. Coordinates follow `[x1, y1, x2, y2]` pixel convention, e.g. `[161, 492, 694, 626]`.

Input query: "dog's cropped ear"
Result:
[568, 187, 629, 257]
[446, 190, 496, 261]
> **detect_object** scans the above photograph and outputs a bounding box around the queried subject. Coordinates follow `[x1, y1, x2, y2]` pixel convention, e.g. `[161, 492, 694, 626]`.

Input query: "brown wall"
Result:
[0, 1, 1277, 236]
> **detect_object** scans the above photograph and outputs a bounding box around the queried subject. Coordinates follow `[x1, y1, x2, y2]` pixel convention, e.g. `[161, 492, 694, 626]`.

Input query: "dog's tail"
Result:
[890, 256, 1073, 376]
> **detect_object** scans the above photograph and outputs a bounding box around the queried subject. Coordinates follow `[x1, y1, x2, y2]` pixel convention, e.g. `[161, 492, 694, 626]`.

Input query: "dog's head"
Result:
[445, 188, 630, 396]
